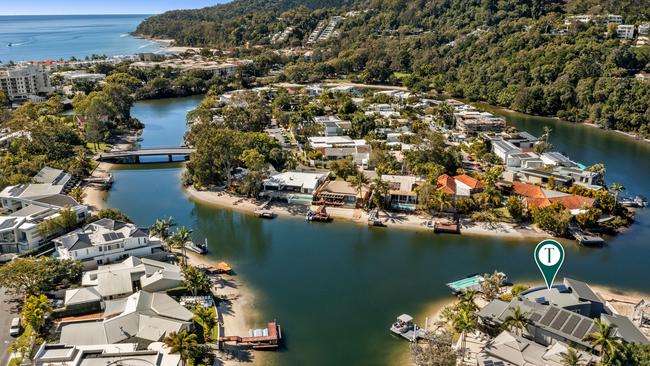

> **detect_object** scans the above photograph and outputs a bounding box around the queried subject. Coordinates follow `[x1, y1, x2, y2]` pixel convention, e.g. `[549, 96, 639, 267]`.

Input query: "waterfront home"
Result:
[53, 219, 165, 269]
[454, 111, 507, 135]
[477, 330, 597, 366]
[636, 73, 650, 82]
[436, 174, 485, 198]
[380, 174, 423, 211]
[0, 167, 74, 211]
[33, 343, 180, 366]
[0, 193, 87, 254]
[640, 22, 650, 36]
[510, 181, 595, 214]
[71, 256, 183, 302]
[491, 138, 522, 167]
[59, 291, 194, 346]
[478, 278, 649, 353]
[314, 180, 369, 208]
[313, 115, 352, 136]
[308, 136, 372, 166]
[262, 171, 329, 204]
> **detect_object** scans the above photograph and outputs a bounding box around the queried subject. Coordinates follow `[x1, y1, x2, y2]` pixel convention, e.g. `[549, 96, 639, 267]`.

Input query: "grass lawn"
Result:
[86, 142, 112, 153]
[193, 307, 219, 343]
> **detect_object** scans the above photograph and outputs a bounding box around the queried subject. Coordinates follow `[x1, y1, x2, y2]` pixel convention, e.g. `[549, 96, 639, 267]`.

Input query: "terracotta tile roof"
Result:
[454, 174, 484, 189]
[550, 195, 595, 210]
[512, 181, 546, 199]
[436, 174, 456, 195]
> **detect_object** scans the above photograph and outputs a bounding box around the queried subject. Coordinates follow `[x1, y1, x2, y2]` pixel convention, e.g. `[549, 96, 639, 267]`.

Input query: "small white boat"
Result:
[184, 240, 207, 255]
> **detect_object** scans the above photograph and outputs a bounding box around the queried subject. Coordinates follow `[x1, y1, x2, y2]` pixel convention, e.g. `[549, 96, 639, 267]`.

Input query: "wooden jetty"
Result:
[204, 262, 233, 275]
[306, 205, 331, 222]
[220, 321, 282, 350]
[254, 209, 276, 219]
[570, 227, 605, 247]
[433, 220, 460, 234]
[389, 314, 427, 342]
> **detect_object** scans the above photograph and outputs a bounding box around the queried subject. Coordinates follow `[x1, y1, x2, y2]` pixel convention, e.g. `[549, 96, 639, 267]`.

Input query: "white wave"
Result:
[120, 33, 129, 38]
[138, 44, 151, 49]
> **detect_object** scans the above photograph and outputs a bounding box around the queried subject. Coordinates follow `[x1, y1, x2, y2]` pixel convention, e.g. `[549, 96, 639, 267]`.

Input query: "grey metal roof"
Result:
[0, 217, 19, 230]
[564, 278, 603, 304]
[60, 233, 93, 251]
[34, 194, 79, 207]
[92, 218, 128, 231]
[602, 314, 650, 345]
[33, 167, 68, 185]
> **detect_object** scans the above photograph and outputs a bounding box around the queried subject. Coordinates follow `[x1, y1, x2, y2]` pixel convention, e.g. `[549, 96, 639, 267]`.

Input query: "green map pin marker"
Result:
[534, 239, 565, 289]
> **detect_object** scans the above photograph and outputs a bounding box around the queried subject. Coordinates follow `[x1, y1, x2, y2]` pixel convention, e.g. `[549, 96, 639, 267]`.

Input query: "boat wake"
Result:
[120, 33, 129, 38]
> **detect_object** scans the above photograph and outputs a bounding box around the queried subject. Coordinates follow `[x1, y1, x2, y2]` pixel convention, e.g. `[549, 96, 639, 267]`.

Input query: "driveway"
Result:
[0, 289, 20, 366]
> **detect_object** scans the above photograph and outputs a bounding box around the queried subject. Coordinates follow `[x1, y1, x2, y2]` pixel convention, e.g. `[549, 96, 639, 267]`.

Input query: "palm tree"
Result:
[431, 190, 453, 213]
[163, 330, 198, 366]
[477, 185, 503, 209]
[585, 319, 622, 362]
[150, 216, 176, 247]
[458, 290, 479, 313]
[452, 308, 477, 363]
[193, 306, 218, 342]
[348, 170, 369, 207]
[174, 226, 193, 266]
[503, 306, 528, 336]
[370, 176, 390, 210]
[609, 182, 625, 203]
[560, 347, 584, 366]
[69, 187, 86, 204]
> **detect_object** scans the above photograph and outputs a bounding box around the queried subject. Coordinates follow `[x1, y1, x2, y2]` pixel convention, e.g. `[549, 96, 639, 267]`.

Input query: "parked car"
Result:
[9, 317, 20, 336]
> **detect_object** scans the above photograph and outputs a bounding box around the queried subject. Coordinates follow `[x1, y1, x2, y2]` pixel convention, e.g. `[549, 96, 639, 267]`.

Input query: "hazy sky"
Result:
[1, 1, 229, 16]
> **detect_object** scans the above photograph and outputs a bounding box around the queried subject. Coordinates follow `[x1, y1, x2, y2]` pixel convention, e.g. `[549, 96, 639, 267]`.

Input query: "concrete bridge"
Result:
[97, 147, 195, 163]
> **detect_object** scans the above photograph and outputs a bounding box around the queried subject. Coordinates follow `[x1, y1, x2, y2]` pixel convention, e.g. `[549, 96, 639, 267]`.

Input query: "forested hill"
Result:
[137, 0, 650, 136]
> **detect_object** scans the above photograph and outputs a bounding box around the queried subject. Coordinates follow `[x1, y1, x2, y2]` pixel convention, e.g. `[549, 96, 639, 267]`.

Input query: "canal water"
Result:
[106, 97, 650, 366]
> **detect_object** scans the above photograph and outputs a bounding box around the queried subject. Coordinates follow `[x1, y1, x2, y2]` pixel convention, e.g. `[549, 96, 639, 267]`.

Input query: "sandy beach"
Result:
[82, 161, 113, 213]
[185, 186, 551, 240]
[181, 252, 265, 366]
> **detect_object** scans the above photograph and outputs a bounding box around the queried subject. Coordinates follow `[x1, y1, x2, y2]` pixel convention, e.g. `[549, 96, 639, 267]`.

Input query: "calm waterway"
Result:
[0, 15, 161, 63]
[106, 97, 650, 366]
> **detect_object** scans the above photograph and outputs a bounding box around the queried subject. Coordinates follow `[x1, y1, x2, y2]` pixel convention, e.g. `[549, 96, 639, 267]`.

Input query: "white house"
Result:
[0, 180, 87, 254]
[33, 343, 181, 366]
[617, 24, 635, 39]
[313, 115, 351, 136]
[491, 138, 522, 167]
[71, 256, 184, 302]
[308, 136, 372, 166]
[54, 219, 165, 269]
[59, 291, 194, 345]
[262, 171, 329, 204]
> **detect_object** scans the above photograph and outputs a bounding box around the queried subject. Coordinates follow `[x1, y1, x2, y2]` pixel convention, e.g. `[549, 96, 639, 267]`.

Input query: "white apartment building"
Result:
[617, 24, 635, 39]
[54, 219, 165, 269]
[0, 63, 53, 101]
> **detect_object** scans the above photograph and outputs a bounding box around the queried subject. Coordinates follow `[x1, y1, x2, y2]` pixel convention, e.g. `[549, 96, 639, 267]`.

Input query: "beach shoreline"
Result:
[82, 161, 114, 213]
[184, 186, 551, 240]
[181, 252, 266, 366]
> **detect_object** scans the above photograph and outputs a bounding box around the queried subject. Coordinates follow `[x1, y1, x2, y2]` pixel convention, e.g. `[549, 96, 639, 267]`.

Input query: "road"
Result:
[0, 289, 20, 366]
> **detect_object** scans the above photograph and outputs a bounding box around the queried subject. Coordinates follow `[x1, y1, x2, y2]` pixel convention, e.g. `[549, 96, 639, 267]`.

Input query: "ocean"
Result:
[0, 14, 163, 62]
